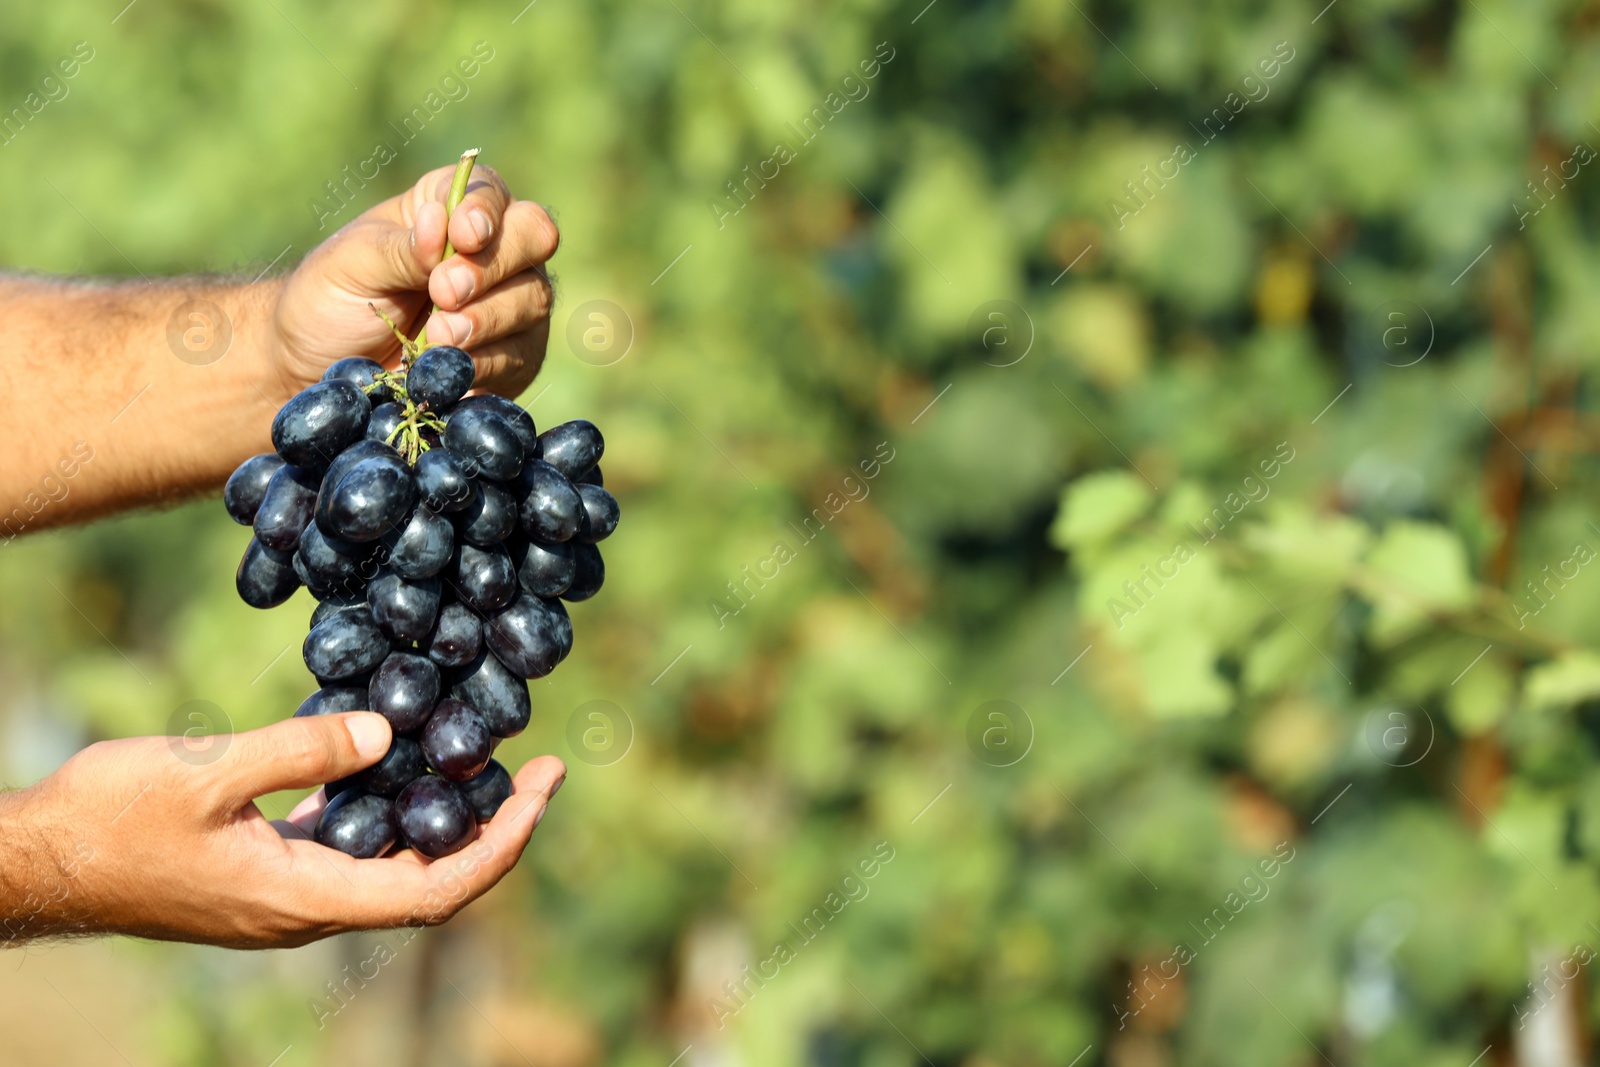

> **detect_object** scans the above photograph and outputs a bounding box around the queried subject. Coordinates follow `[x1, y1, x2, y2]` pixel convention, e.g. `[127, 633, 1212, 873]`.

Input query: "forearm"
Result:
[0, 276, 287, 531]
[0, 786, 93, 945]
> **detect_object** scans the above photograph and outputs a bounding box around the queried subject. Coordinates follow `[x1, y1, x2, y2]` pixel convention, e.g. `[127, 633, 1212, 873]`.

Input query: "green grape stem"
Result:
[413, 147, 480, 352]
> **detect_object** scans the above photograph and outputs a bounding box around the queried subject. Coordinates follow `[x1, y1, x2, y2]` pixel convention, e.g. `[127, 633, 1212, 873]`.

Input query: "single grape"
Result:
[309, 594, 367, 630]
[536, 419, 604, 480]
[457, 759, 514, 822]
[513, 460, 584, 543]
[563, 543, 605, 602]
[368, 651, 442, 732]
[354, 735, 427, 797]
[237, 538, 301, 608]
[509, 536, 575, 597]
[323, 356, 396, 404]
[450, 648, 531, 738]
[420, 697, 492, 781]
[297, 521, 372, 592]
[576, 464, 603, 487]
[574, 484, 619, 544]
[317, 453, 417, 543]
[314, 790, 399, 858]
[293, 686, 368, 717]
[422, 602, 483, 668]
[366, 401, 405, 444]
[303, 609, 389, 682]
[453, 395, 538, 455]
[252, 464, 321, 552]
[444, 407, 524, 481]
[272, 379, 371, 469]
[408, 346, 475, 411]
[224, 453, 285, 525]
[415, 449, 475, 513]
[395, 775, 475, 858]
[485, 592, 571, 679]
[449, 542, 517, 613]
[367, 569, 442, 643]
[383, 507, 454, 580]
[455, 481, 518, 546]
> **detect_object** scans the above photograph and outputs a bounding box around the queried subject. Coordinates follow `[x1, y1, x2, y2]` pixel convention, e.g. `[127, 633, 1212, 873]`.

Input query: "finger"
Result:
[429, 200, 559, 312]
[324, 205, 448, 297]
[424, 267, 552, 352]
[209, 713, 391, 807]
[278, 787, 330, 837]
[457, 319, 549, 400]
[418, 756, 566, 912]
[447, 168, 515, 255]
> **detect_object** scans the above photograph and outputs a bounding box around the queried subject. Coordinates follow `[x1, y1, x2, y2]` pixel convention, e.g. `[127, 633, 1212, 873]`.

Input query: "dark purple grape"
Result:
[252, 464, 321, 552]
[272, 380, 371, 469]
[323, 356, 396, 404]
[455, 481, 518, 546]
[297, 522, 371, 592]
[409, 346, 475, 411]
[510, 537, 574, 597]
[237, 539, 301, 608]
[383, 508, 454, 580]
[303, 609, 389, 682]
[415, 449, 474, 513]
[574, 484, 619, 544]
[367, 569, 441, 643]
[453, 395, 538, 455]
[315, 790, 399, 858]
[485, 592, 571, 679]
[291, 550, 323, 597]
[395, 776, 475, 858]
[317, 453, 417, 543]
[224, 453, 285, 525]
[353, 736, 426, 797]
[514, 461, 583, 543]
[536, 420, 603, 480]
[368, 651, 442, 732]
[448, 543, 517, 613]
[450, 649, 531, 738]
[422, 602, 483, 668]
[563, 543, 605, 602]
[294, 686, 368, 717]
[458, 759, 514, 822]
[309, 594, 367, 630]
[420, 697, 492, 781]
[444, 407, 524, 481]
[576, 464, 603, 487]
[366, 401, 405, 444]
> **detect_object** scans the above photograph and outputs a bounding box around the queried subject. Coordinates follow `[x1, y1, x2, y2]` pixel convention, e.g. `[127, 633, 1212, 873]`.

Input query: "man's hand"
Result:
[0, 712, 565, 948]
[270, 163, 559, 403]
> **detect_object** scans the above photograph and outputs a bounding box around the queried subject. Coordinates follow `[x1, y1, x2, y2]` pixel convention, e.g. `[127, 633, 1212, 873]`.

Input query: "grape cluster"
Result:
[223, 345, 617, 859]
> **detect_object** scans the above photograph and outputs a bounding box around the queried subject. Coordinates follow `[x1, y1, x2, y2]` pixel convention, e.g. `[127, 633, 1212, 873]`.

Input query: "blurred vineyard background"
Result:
[4, 0, 1600, 1064]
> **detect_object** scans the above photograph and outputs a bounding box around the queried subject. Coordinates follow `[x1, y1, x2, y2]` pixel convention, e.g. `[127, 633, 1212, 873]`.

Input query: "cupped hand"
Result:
[3, 711, 564, 948]
[269, 163, 559, 405]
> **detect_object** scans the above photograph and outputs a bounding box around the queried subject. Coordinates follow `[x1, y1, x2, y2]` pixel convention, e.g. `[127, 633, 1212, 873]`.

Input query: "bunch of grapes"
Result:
[223, 340, 617, 860]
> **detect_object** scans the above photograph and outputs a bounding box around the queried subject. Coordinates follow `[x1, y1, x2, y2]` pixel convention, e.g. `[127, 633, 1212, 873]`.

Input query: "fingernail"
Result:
[468, 208, 493, 244]
[431, 312, 472, 347]
[345, 713, 391, 760]
[550, 775, 565, 798]
[533, 804, 547, 828]
[445, 264, 475, 305]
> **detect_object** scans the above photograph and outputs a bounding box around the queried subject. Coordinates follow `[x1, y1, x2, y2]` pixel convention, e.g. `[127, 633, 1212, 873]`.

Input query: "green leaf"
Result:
[1049, 470, 1153, 551]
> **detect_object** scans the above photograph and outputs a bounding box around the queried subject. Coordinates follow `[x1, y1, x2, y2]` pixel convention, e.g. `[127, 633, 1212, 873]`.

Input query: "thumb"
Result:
[209, 712, 392, 805]
[333, 201, 448, 296]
